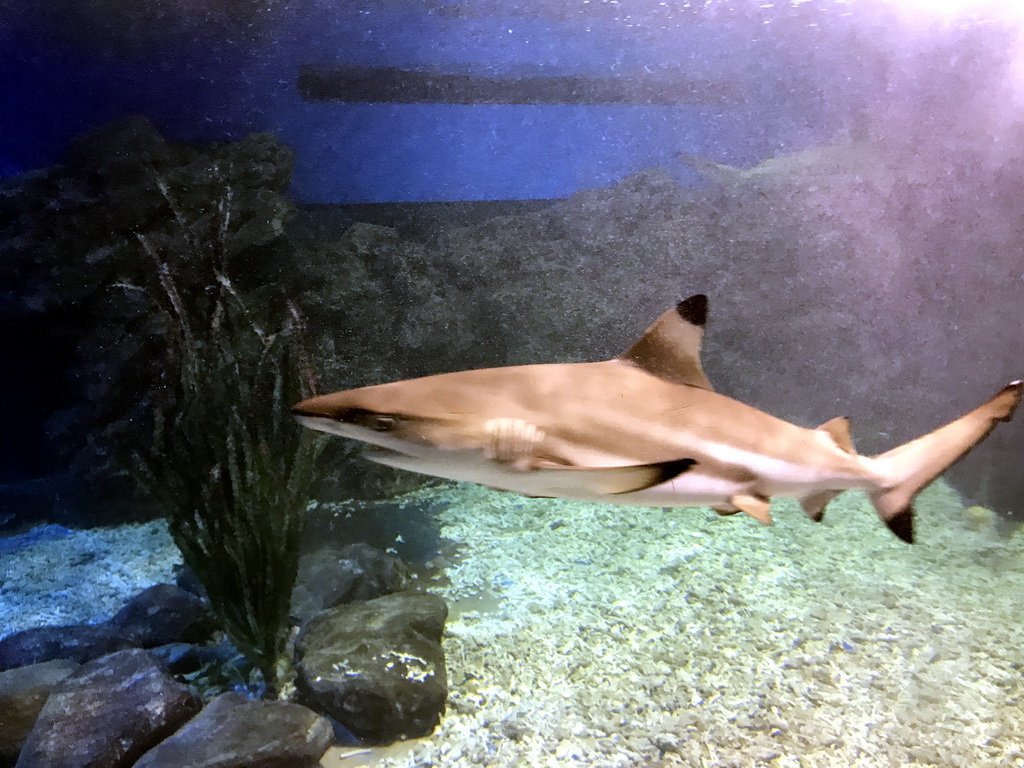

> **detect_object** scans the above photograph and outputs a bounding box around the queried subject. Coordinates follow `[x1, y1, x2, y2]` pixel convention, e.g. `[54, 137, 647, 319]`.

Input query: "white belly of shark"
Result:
[293, 295, 1022, 544]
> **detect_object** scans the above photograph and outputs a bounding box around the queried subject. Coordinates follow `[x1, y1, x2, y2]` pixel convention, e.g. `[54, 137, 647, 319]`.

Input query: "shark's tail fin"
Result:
[870, 381, 1022, 543]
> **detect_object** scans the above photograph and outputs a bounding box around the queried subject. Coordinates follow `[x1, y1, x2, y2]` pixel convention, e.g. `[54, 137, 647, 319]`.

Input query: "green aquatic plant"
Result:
[132, 183, 322, 698]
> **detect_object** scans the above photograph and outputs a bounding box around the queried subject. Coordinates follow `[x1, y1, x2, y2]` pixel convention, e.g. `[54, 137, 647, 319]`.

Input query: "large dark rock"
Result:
[0, 116, 297, 526]
[132, 692, 333, 768]
[0, 584, 217, 672]
[109, 583, 216, 648]
[0, 660, 78, 767]
[15, 649, 200, 768]
[291, 543, 411, 624]
[294, 591, 448, 744]
[0, 625, 132, 672]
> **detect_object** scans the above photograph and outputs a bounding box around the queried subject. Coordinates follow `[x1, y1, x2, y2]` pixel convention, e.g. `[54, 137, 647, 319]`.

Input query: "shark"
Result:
[293, 295, 1021, 543]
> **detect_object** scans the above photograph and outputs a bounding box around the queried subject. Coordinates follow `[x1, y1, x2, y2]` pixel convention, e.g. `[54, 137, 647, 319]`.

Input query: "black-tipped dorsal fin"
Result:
[816, 416, 856, 454]
[618, 294, 713, 390]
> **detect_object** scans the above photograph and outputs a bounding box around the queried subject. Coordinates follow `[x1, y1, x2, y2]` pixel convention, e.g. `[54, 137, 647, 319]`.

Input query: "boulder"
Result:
[132, 692, 333, 768]
[0, 624, 132, 671]
[0, 660, 78, 767]
[15, 649, 200, 768]
[0, 117, 297, 526]
[290, 543, 411, 624]
[0, 583, 216, 672]
[294, 591, 448, 744]
[108, 583, 216, 647]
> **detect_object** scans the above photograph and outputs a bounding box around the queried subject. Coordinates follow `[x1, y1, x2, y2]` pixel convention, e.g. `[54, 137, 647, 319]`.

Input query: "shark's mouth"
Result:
[363, 445, 419, 463]
[364, 445, 405, 458]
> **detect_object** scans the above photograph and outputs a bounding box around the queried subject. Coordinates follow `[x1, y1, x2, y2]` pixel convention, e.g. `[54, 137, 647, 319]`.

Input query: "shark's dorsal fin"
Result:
[618, 294, 713, 390]
[816, 416, 856, 454]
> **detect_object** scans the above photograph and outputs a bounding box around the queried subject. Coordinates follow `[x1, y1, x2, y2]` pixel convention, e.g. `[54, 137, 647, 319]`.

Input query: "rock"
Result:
[15, 649, 200, 768]
[291, 543, 411, 624]
[132, 692, 333, 768]
[300, 497, 449, 566]
[0, 624, 132, 671]
[0, 660, 79, 767]
[294, 591, 448, 744]
[0, 585, 215, 673]
[109, 583, 216, 647]
[146, 639, 259, 699]
[0, 117, 298, 526]
[148, 638, 238, 678]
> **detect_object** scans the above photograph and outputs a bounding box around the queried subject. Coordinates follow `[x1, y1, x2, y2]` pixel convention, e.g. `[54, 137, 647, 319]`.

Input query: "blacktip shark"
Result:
[293, 295, 1021, 543]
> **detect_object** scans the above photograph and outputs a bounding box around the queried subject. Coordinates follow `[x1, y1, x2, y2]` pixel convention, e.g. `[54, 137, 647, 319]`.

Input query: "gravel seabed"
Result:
[0, 519, 180, 633]
[4, 482, 1024, 768]
[372, 480, 1024, 768]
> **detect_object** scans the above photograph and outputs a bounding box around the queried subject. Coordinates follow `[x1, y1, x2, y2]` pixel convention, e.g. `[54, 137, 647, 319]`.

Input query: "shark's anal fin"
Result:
[729, 494, 773, 525]
[816, 416, 856, 454]
[618, 294, 714, 390]
[801, 490, 840, 522]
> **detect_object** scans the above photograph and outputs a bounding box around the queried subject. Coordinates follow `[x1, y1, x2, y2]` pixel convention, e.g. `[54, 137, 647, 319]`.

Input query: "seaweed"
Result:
[132, 177, 322, 698]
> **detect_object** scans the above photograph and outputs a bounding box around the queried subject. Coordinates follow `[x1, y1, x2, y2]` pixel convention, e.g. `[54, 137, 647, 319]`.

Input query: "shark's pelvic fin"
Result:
[729, 493, 773, 525]
[870, 380, 1023, 544]
[618, 294, 714, 390]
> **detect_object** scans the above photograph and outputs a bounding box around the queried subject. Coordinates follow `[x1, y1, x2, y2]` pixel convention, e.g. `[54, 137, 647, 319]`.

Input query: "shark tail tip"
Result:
[888, 507, 914, 544]
[870, 486, 915, 543]
[868, 379, 1021, 544]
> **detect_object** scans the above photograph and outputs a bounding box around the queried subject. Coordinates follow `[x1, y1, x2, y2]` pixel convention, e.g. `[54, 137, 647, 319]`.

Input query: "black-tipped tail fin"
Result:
[870, 380, 1022, 544]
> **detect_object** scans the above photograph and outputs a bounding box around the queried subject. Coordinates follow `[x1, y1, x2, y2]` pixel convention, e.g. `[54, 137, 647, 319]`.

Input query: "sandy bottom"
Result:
[332, 480, 1024, 768]
[5, 481, 1024, 767]
[0, 520, 179, 633]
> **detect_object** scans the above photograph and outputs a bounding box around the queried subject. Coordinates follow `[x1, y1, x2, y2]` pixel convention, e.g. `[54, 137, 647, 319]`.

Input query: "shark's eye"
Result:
[340, 408, 400, 432]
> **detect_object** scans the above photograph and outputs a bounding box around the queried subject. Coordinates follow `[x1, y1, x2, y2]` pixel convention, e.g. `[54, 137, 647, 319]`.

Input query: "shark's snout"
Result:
[292, 393, 427, 452]
[291, 395, 332, 420]
[291, 396, 354, 438]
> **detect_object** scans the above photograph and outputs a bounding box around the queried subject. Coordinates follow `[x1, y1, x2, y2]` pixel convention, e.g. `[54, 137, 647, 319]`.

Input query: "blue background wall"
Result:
[0, 0, 846, 202]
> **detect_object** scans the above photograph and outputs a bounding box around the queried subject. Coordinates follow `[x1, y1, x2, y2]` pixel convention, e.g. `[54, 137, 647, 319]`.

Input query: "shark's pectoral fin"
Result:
[606, 458, 698, 494]
[729, 494, 773, 525]
[485, 417, 547, 465]
[535, 458, 697, 495]
[800, 490, 840, 522]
